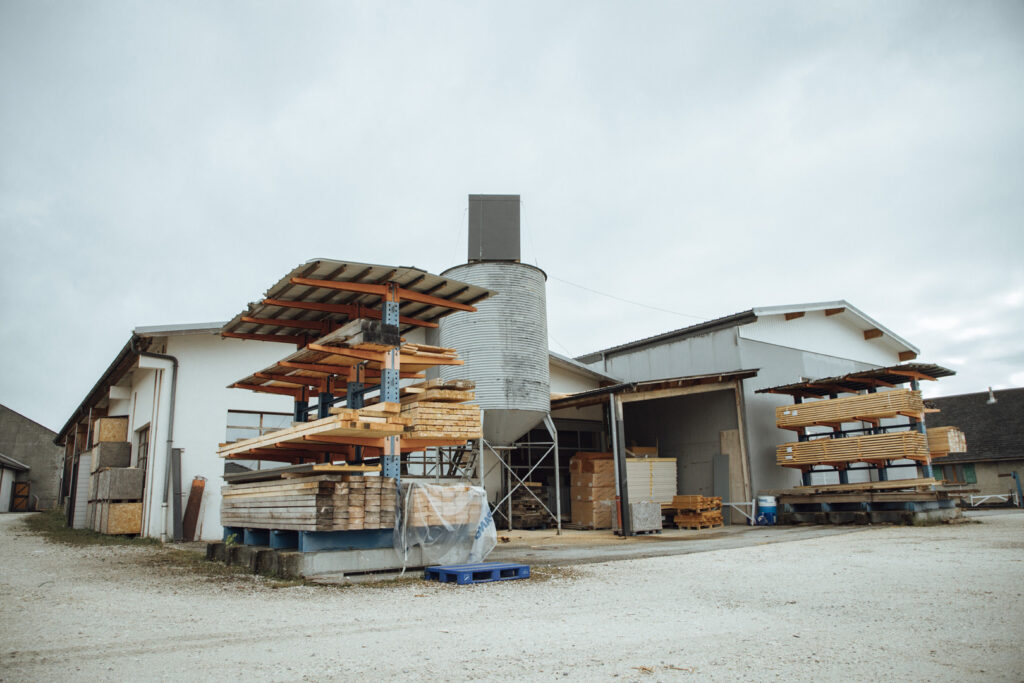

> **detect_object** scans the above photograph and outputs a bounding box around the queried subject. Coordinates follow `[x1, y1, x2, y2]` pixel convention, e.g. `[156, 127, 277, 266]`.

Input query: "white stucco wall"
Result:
[739, 311, 906, 367]
[125, 334, 292, 541]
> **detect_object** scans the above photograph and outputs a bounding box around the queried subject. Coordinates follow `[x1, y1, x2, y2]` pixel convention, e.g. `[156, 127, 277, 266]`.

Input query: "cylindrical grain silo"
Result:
[439, 260, 550, 446]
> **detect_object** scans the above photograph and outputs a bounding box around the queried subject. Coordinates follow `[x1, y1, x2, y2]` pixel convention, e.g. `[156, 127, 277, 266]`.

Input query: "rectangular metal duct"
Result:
[468, 194, 520, 262]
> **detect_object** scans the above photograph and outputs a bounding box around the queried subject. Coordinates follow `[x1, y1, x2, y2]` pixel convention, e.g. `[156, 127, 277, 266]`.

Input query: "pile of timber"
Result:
[776, 431, 930, 467]
[85, 417, 143, 535]
[218, 409, 407, 460]
[927, 426, 967, 456]
[792, 477, 938, 494]
[399, 378, 481, 440]
[662, 495, 723, 529]
[510, 482, 548, 529]
[402, 482, 484, 527]
[221, 473, 397, 531]
[775, 389, 924, 429]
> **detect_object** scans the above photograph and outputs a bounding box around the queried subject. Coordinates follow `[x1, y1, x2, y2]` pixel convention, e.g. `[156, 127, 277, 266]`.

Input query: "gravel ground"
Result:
[1, 512, 1022, 681]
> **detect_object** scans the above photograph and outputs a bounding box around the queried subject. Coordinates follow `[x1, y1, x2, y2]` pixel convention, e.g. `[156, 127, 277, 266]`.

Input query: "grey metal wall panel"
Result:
[468, 194, 520, 262]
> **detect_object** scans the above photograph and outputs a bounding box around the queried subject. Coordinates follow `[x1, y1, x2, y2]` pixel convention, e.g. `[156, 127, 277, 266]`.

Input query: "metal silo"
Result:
[438, 195, 550, 446]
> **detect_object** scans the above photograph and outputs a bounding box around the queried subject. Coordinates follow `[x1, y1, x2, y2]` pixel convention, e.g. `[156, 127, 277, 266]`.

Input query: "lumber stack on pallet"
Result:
[402, 483, 484, 527]
[570, 452, 615, 529]
[662, 495, 723, 529]
[220, 474, 397, 531]
[663, 495, 723, 530]
[510, 482, 548, 529]
[927, 426, 967, 456]
[775, 389, 924, 429]
[624, 457, 677, 504]
[792, 477, 938, 494]
[776, 431, 930, 467]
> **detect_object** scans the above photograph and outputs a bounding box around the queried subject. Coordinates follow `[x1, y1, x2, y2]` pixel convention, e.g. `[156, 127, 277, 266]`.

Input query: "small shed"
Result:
[0, 453, 30, 512]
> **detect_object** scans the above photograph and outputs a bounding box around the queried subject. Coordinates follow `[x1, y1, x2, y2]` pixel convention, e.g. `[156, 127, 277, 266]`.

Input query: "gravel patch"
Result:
[1, 512, 1021, 681]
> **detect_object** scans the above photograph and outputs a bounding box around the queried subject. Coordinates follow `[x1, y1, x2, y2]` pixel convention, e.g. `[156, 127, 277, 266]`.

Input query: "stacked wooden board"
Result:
[400, 383, 482, 441]
[569, 453, 616, 529]
[221, 474, 397, 531]
[776, 431, 930, 467]
[775, 389, 924, 429]
[927, 426, 967, 456]
[510, 482, 548, 529]
[662, 495, 723, 529]
[402, 483, 484, 527]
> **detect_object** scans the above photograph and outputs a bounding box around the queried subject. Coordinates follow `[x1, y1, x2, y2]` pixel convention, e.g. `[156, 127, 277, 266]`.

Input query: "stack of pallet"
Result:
[85, 417, 143, 535]
[663, 495, 723, 530]
[401, 482, 484, 527]
[927, 426, 967, 457]
[221, 473, 397, 531]
[400, 379, 481, 441]
[510, 482, 548, 529]
[570, 452, 615, 529]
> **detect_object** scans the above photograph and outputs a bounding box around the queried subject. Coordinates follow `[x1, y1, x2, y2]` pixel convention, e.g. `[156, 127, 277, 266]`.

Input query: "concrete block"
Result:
[206, 542, 226, 562]
[90, 442, 132, 473]
[96, 468, 144, 501]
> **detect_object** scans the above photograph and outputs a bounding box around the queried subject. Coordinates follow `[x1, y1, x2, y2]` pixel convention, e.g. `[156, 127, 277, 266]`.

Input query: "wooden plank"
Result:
[776, 431, 929, 467]
[775, 389, 923, 429]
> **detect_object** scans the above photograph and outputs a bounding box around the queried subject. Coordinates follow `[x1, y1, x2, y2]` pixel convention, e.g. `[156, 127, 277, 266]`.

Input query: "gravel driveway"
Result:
[1, 512, 1021, 681]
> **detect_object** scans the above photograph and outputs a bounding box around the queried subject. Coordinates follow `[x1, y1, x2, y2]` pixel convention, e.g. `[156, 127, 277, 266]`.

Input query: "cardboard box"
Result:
[571, 500, 615, 529]
[569, 452, 614, 475]
[570, 485, 615, 502]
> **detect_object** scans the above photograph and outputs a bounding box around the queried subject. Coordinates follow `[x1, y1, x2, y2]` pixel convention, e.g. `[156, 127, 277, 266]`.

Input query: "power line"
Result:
[548, 275, 708, 320]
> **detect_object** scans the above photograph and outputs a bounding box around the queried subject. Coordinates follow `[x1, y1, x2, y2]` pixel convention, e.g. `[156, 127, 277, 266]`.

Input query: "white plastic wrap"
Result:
[393, 482, 496, 570]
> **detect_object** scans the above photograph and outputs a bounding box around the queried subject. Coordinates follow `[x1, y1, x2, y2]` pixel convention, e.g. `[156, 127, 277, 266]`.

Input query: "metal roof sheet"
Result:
[551, 369, 759, 410]
[755, 363, 956, 398]
[221, 259, 494, 340]
[0, 452, 30, 472]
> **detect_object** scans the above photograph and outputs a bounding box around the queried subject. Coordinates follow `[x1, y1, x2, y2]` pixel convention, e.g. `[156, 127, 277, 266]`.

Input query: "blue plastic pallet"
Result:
[424, 562, 530, 585]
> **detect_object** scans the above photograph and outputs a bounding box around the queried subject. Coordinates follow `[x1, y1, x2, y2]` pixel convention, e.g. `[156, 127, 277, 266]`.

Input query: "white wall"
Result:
[0, 466, 13, 512]
[740, 311, 904, 367]
[126, 334, 292, 541]
[590, 328, 744, 382]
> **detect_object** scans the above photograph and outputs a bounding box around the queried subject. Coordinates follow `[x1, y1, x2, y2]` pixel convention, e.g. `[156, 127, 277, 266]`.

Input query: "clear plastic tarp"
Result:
[393, 482, 496, 570]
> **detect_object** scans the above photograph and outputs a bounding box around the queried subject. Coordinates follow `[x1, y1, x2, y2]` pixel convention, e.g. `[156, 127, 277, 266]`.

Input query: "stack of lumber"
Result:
[793, 477, 938, 494]
[775, 389, 923, 429]
[401, 389, 481, 441]
[927, 426, 967, 456]
[402, 483, 483, 527]
[570, 452, 615, 529]
[776, 431, 930, 467]
[663, 495, 723, 529]
[218, 409, 406, 460]
[625, 457, 677, 504]
[510, 482, 549, 529]
[221, 474, 397, 531]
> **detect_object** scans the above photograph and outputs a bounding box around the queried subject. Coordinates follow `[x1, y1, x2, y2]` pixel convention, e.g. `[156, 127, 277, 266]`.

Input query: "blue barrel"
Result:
[757, 495, 777, 526]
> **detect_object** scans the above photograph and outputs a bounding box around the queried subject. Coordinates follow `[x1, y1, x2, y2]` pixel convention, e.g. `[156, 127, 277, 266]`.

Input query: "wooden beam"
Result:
[290, 277, 478, 313]
[253, 372, 325, 387]
[231, 383, 301, 397]
[241, 316, 327, 331]
[898, 350, 918, 362]
[262, 298, 437, 328]
[222, 331, 308, 345]
[303, 435, 387, 448]
[784, 312, 805, 321]
[279, 360, 351, 375]
[863, 328, 883, 340]
[824, 308, 846, 316]
[889, 369, 937, 381]
[306, 344, 384, 363]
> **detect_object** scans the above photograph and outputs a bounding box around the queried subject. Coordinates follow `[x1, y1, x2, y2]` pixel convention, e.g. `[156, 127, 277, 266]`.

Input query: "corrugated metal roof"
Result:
[755, 363, 956, 397]
[551, 369, 759, 410]
[134, 322, 224, 337]
[221, 258, 494, 340]
[575, 299, 919, 364]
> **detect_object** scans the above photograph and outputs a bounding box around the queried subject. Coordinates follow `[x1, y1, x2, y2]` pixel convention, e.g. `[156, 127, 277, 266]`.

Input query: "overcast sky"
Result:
[2, 1, 1022, 430]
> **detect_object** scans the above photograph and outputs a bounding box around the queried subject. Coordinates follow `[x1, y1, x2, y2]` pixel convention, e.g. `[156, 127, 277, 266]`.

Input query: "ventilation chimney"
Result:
[468, 194, 520, 262]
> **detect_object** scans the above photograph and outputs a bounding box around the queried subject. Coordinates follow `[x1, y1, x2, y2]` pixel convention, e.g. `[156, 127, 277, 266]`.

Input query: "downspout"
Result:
[131, 340, 180, 542]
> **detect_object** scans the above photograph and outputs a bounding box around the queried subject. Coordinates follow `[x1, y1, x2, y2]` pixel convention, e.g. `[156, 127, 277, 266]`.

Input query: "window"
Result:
[225, 410, 293, 472]
[226, 410, 292, 442]
[136, 426, 150, 476]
